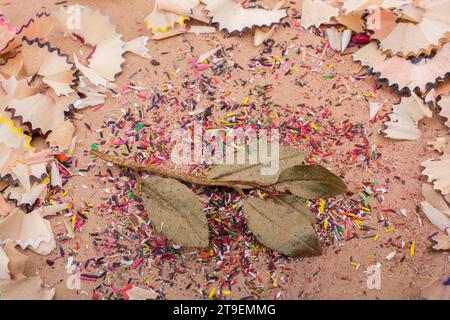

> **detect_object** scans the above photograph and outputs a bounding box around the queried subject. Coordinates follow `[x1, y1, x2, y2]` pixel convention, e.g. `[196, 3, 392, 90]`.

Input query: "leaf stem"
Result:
[91, 150, 274, 193]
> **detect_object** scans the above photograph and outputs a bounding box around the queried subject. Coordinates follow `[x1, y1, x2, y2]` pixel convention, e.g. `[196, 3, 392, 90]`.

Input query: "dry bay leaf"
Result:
[207, 145, 306, 186]
[275, 194, 316, 224]
[274, 165, 347, 199]
[242, 196, 320, 257]
[141, 176, 208, 247]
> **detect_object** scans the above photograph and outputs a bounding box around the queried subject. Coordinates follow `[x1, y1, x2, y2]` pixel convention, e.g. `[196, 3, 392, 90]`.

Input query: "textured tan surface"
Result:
[1, 0, 449, 300]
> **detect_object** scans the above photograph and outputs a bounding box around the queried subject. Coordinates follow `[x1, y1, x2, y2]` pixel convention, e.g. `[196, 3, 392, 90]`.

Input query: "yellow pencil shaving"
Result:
[39, 177, 50, 186]
[209, 288, 216, 299]
[319, 199, 326, 214]
[410, 241, 415, 257]
[0, 116, 35, 152]
[148, 16, 190, 33]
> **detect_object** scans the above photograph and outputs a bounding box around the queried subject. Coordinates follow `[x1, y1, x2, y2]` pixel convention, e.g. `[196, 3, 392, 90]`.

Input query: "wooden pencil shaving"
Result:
[301, 0, 339, 29]
[204, 0, 288, 35]
[379, 0, 450, 57]
[382, 94, 431, 140]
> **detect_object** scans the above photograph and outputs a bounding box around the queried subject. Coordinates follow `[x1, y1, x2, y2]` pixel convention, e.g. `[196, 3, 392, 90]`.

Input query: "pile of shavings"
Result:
[145, 0, 289, 43]
[285, 0, 450, 141]
[297, 1, 450, 247]
[0, 5, 151, 299]
[77, 63, 390, 298]
[420, 143, 450, 252]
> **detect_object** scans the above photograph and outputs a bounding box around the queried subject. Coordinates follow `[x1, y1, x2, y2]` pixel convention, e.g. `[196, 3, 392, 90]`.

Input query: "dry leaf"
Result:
[379, 1, 450, 57]
[301, 0, 339, 28]
[242, 196, 320, 257]
[274, 164, 347, 199]
[204, 0, 288, 35]
[141, 176, 209, 247]
[382, 94, 432, 140]
[207, 144, 306, 187]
